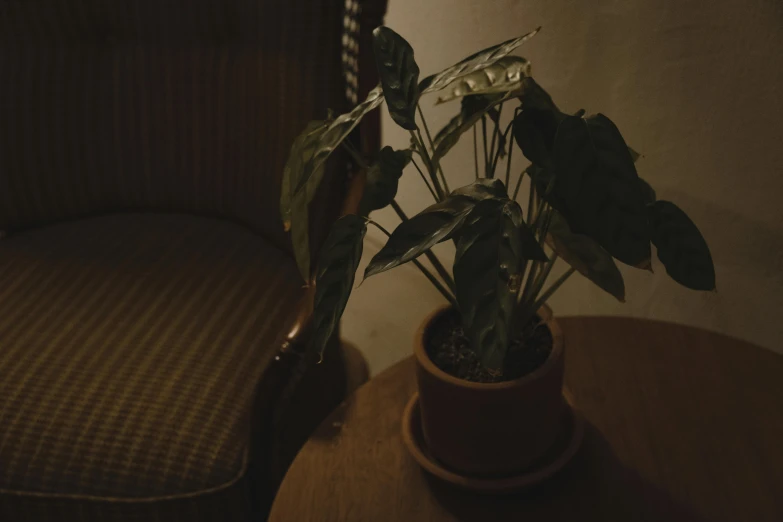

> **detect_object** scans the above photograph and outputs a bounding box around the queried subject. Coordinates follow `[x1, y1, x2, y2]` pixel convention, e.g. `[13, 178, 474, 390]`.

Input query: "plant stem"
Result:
[417, 104, 450, 194]
[366, 219, 457, 307]
[517, 257, 531, 300]
[526, 172, 535, 222]
[512, 169, 525, 201]
[410, 131, 444, 200]
[488, 105, 502, 177]
[532, 198, 549, 236]
[520, 252, 558, 316]
[417, 104, 436, 150]
[504, 126, 514, 189]
[411, 158, 438, 202]
[519, 259, 540, 305]
[473, 125, 479, 180]
[481, 115, 489, 176]
[533, 253, 558, 298]
[390, 199, 456, 292]
[538, 205, 554, 248]
[531, 267, 576, 312]
[490, 109, 516, 179]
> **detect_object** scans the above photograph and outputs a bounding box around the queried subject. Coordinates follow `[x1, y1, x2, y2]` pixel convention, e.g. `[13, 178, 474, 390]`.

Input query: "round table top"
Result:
[269, 316, 783, 522]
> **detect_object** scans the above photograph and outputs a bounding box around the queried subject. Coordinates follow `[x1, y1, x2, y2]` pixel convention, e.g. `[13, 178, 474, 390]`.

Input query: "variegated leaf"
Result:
[293, 85, 384, 195]
[363, 196, 474, 279]
[364, 179, 509, 279]
[419, 27, 540, 95]
[435, 56, 531, 104]
[454, 199, 524, 371]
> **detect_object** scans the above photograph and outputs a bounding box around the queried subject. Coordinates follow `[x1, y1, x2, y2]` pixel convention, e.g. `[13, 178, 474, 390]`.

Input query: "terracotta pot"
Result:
[414, 305, 565, 476]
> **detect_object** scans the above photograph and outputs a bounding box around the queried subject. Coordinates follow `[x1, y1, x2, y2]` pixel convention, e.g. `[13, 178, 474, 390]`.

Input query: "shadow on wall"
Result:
[665, 189, 783, 280]
[660, 187, 783, 350]
[544, 185, 783, 354]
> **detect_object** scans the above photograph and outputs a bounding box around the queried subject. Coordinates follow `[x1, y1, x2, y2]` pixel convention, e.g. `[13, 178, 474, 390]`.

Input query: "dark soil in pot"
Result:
[425, 308, 553, 384]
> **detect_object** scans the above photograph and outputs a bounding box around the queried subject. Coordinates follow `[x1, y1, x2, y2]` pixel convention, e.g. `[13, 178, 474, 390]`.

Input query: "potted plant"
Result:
[280, 26, 714, 479]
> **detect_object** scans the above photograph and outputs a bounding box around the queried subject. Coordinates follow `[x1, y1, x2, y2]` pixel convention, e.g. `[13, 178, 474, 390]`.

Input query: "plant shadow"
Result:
[425, 422, 711, 521]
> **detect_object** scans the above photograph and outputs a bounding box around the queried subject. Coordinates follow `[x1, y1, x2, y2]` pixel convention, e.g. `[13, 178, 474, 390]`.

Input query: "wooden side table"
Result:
[269, 317, 783, 521]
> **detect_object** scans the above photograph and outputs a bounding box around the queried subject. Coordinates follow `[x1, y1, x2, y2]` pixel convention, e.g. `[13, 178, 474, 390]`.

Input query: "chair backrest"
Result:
[0, 0, 385, 252]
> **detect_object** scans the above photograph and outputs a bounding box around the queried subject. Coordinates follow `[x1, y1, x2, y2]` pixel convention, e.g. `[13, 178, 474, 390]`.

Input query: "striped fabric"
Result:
[0, 213, 306, 520]
[0, 0, 349, 252]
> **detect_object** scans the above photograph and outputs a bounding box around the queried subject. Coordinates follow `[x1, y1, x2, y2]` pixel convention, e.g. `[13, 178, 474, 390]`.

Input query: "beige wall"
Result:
[343, 0, 783, 374]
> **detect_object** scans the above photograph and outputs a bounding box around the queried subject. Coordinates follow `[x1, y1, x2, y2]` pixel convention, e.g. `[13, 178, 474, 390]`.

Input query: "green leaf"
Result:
[281, 121, 336, 282]
[293, 85, 384, 195]
[310, 215, 367, 358]
[364, 179, 508, 279]
[431, 94, 508, 167]
[504, 200, 548, 262]
[364, 196, 474, 279]
[452, 177, 509, 200]
[626, 146, 655, 204]
[373, 27, 420, 130]
[551, 113, 651, 267]
[454, 199, 524, 371]
[649, 201, 715, 291]
[359, 147, 413, 215]
[419, 27, 540, 95]
[281, 120, 330, 230]
[513, 109, 556, 170]
[434, 56, 531, 104]
[546, 211, 625, 301]
[290, 194, 311, 282]
[512, 78, 564, 170]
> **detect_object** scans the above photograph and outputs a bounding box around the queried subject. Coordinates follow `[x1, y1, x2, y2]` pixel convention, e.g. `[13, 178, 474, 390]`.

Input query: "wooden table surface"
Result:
[269, 317, 783, 522]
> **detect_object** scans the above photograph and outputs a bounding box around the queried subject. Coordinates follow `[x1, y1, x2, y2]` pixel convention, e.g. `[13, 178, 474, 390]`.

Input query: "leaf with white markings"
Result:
[419, 27, 540, 95]
[435, 56, 531, 104]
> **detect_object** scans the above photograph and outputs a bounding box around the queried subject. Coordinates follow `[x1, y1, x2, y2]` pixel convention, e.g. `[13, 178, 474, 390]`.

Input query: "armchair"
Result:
[0, 0, 386, 520]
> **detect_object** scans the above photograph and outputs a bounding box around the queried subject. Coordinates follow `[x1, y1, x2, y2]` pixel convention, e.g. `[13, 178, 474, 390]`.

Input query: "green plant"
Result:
[280, 26, 715, 376]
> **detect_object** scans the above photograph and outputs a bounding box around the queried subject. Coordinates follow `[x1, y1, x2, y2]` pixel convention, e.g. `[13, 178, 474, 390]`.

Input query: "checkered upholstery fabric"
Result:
[0, 0, 388, 519]
[0, 213, 306, 520]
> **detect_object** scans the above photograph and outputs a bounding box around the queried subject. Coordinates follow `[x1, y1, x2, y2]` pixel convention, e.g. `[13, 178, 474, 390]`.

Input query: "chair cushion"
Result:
[0, 213, 306, 517]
